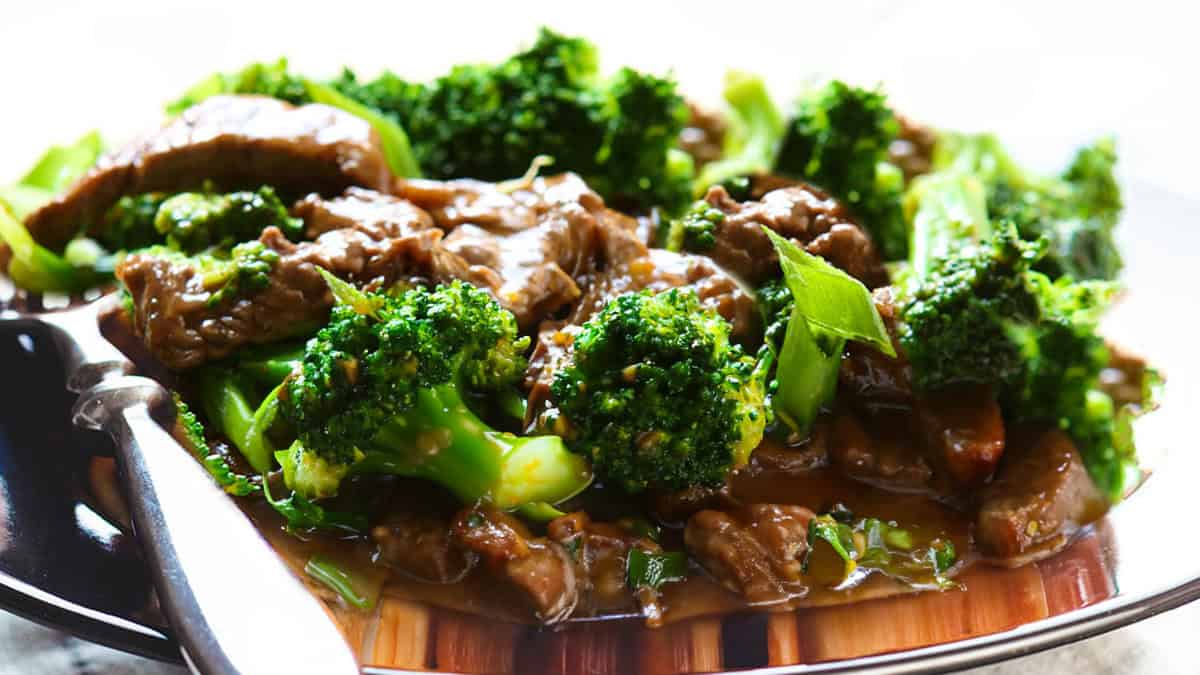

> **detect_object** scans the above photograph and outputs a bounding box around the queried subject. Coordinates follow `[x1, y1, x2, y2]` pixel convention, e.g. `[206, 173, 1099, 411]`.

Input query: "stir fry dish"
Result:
[0, 29, 1159, 628]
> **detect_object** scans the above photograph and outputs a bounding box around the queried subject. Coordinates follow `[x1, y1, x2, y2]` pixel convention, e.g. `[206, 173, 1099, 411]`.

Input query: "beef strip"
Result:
[371, 511, 476, 583]
[678, 102, 728, 168]
[394, 174, 626, 328]
[829, 410, 935, 493]
[652, 481, 741, 524]
[839, 287, 912, 405]
[452, 507, 578, 624]
[888, 113, 938, 181]
[684, 504, 814, 605]
[916, 384, 1006, 488]
[116, 189, 441, 370]
[26, 95, 392, 251]
[701, 184, 888, 287]
[976, 429, 1108, 560]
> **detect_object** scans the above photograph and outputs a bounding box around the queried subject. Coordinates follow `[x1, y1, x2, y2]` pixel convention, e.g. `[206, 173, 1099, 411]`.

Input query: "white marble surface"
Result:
[1, 0, 1197, 672]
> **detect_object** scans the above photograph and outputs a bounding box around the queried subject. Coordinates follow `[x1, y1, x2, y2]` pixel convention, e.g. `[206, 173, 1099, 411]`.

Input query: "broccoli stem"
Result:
[905, 174, 991, 280]
[773, 307, 842, 435]
[694, 71, 786, 193]
[198, 370, 280, 473]
[235, 344, 304, 388]
[355, 383, 590, 510]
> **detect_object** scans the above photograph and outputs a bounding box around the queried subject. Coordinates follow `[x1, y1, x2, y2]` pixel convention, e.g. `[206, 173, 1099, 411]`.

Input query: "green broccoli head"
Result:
[936, 134, 1123, 281]
[775, 81, 908, 260]
[281, 276, 589, 507]
[332, 28, 693, 211]
[548, 289, 769, 493]
[283, 279, 525, 461]
[663, 199, 725, 252]
[97, 186, 300, 255]
[899, 225, 1045, 391]
[154, 186, 301, 252]
[898, 223, 1130, 498]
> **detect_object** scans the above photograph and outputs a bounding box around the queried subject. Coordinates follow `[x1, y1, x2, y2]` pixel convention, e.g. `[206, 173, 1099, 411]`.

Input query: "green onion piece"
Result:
[262, 477, 367, 534]
[763, 227, 895, 356]
[626, 548, 687, 591]
[304, 555, 380, 610]
[318, 267, 383, 317]
[805, 514, 857, 578]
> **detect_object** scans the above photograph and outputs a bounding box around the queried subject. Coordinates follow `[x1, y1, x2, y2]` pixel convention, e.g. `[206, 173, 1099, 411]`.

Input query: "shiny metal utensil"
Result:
[1, 295, 359, 675]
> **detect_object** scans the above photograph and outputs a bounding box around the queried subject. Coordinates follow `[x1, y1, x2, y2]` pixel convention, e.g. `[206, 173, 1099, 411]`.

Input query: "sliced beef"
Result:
[678, 102, 728, 168]
[292, 187, 434, 240]
[546, 512, 670, 624]
[976, 429, 1108, 560]
[27, 95, 392, 251]
[395, 174, 627, 328]
[452, 507, 578, 624]
[652, 482, 741, 525]
[829, 410, 934, 493]
[701, 184, 887, 287]
[1100, 343, 1152, 407]
[916, 384, 1006, 488]
[116, 190, 440, 370]
[684, 504, 813, 605]
[888, 114, 938, 181]
[371, 512, 476, 583]
[748, 425, 831, 476]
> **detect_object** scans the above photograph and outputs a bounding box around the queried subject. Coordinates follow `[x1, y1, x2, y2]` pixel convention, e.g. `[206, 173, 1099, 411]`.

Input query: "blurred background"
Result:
[1, 1, 1196, 673]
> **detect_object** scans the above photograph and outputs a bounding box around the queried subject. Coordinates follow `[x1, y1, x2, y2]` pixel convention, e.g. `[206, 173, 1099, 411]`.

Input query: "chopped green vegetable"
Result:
[626, 548, 688, 591]
[262, 476, 368, 534]
[761, 228, 894, 434]
[304, 555, 382, 610]
[171, 393, 258, 496]
[694, 71, 786, 194]
[303, 79, 421, 179]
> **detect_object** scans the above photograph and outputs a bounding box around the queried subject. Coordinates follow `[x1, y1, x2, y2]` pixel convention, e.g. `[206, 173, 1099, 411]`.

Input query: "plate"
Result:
[0, 180, 1197, 673]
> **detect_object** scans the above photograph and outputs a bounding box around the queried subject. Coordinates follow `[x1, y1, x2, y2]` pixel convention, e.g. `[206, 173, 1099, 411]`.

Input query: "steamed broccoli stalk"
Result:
[932, 133, 1123, 281]
[760, 229, 896, 435]
[774, 81, 908, 260]
[547, 288, 771, 493]
[334, 28, 693, 211]
[279, 272, 591, 508]
[172, 392, 258, 496]
[693, 71, 786, 195]
[197, 368, 284, 474]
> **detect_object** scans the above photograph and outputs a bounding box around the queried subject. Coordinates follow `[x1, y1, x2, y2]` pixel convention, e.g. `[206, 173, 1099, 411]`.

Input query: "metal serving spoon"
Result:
[0, 294, 359, 675]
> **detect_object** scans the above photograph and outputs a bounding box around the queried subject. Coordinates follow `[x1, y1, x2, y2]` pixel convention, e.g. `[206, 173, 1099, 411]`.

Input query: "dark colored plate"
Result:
[0, 181, 1197, 673]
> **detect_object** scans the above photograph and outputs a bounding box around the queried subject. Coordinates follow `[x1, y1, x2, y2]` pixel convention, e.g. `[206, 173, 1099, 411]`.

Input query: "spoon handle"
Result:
[75, 378, 360, 675]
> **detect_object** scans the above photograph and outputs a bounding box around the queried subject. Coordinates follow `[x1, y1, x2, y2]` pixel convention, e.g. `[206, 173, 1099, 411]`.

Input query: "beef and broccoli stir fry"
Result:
[0, 28, 1158, 627]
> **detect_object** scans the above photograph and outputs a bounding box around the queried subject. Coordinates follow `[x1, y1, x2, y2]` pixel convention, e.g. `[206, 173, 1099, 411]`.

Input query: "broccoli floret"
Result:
[172, 392, 258, 496]
[333, 28, 693, 211]
[899, 226, 1045, 390]
[280, 273, 591, 508]
[897, 220, 1134, 497]
[98, 193, 168, 251]
[663, 199, 725, 252]
[774, 81, 908, 260]
[547, 289, 769, 493]
[153, 186, 301, 253]
[934, 133, 1123, 281]
[95, 186, 299, 256]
